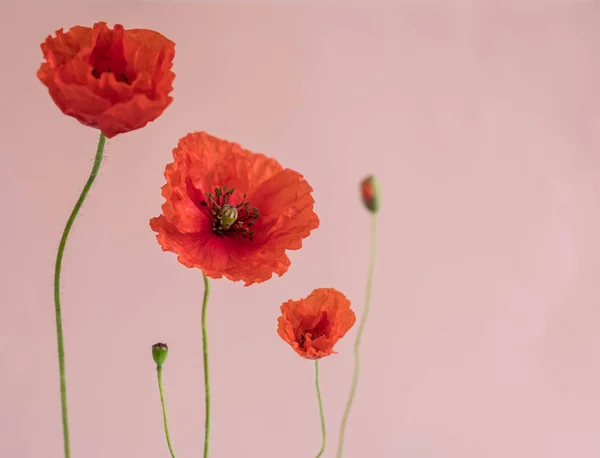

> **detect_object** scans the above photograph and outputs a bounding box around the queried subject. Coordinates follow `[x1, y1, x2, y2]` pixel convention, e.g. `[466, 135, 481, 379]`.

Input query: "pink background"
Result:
[1, 2, 600, 457]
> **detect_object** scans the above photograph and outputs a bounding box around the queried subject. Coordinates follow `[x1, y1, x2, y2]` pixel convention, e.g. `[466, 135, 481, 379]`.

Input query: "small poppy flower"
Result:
[150, 132, 320, 286]
[277, 288, 356, 359]
[37, 22, 175, 138]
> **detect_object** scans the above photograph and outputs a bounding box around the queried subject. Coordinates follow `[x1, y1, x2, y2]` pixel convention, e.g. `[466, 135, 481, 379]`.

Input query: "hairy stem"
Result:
[157, 366, 177, 458]
[336, 213, 377, 458]
[201, 273, 211, 458]
[314, 360, 327, 458]
[53, 132, 106, 458]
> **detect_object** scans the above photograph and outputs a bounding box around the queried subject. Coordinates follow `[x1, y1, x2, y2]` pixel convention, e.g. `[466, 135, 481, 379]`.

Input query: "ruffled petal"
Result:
[277, 288, 355, 359]
[251, 168, 320, 251]
[150, 132, 318, 285]
[176, 132, 283, 196]
[38, 22, 175, 138]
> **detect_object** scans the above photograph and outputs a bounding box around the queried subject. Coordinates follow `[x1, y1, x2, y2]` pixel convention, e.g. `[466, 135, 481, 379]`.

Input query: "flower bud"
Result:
[152, 342, 169, 367]
[360, 175, 380, 213]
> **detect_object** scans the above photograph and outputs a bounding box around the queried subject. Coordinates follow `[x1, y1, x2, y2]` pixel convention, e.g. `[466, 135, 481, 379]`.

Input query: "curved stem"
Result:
[336, 213, 377, 458]
[314, 360, 327, 458]
[53, 132, 106, 458]
[157, 366, 177, 458]
[201, 273, 211, 458]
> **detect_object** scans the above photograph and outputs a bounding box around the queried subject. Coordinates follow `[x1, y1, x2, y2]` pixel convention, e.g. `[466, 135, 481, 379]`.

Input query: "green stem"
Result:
[53, 132, 106, 458]
[201, 273, 211, 458]
[314, 360, 327, 458]
[157, 366, 177, 458]
[336, 213, 377, 458]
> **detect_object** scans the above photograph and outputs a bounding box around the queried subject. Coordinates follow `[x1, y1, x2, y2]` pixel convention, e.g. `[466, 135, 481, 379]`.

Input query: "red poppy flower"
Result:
[277, 288, 356, 359]
[150, 132, 320, 286]
[37, 22, 175, 138]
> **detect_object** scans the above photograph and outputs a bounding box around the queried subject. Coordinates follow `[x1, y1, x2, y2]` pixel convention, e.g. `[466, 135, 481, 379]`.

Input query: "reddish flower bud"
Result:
[360, 176, 380, 213]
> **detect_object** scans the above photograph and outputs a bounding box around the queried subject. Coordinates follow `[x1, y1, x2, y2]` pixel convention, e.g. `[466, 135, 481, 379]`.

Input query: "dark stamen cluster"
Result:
[299, 326, 322, 349]
[91, 68, 131, 84]
[200, 186, 260, 241]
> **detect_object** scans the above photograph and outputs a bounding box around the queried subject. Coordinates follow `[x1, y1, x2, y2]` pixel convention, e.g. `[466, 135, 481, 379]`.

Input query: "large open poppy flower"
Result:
[37, 22, 175, 138]
[277, 288, 356, 359]
[150, 132, 320, 286]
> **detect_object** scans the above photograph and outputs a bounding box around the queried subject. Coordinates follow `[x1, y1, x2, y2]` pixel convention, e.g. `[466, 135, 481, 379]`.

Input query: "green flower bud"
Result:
[152, 342, 169, 367]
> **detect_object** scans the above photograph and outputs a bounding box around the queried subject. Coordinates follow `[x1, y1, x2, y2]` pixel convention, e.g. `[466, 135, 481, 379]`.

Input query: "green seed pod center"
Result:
[217, 204, 239, 231]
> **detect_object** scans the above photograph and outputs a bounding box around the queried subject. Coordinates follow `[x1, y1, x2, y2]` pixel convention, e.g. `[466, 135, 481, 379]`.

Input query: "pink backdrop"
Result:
[1, 2, 600, 457]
